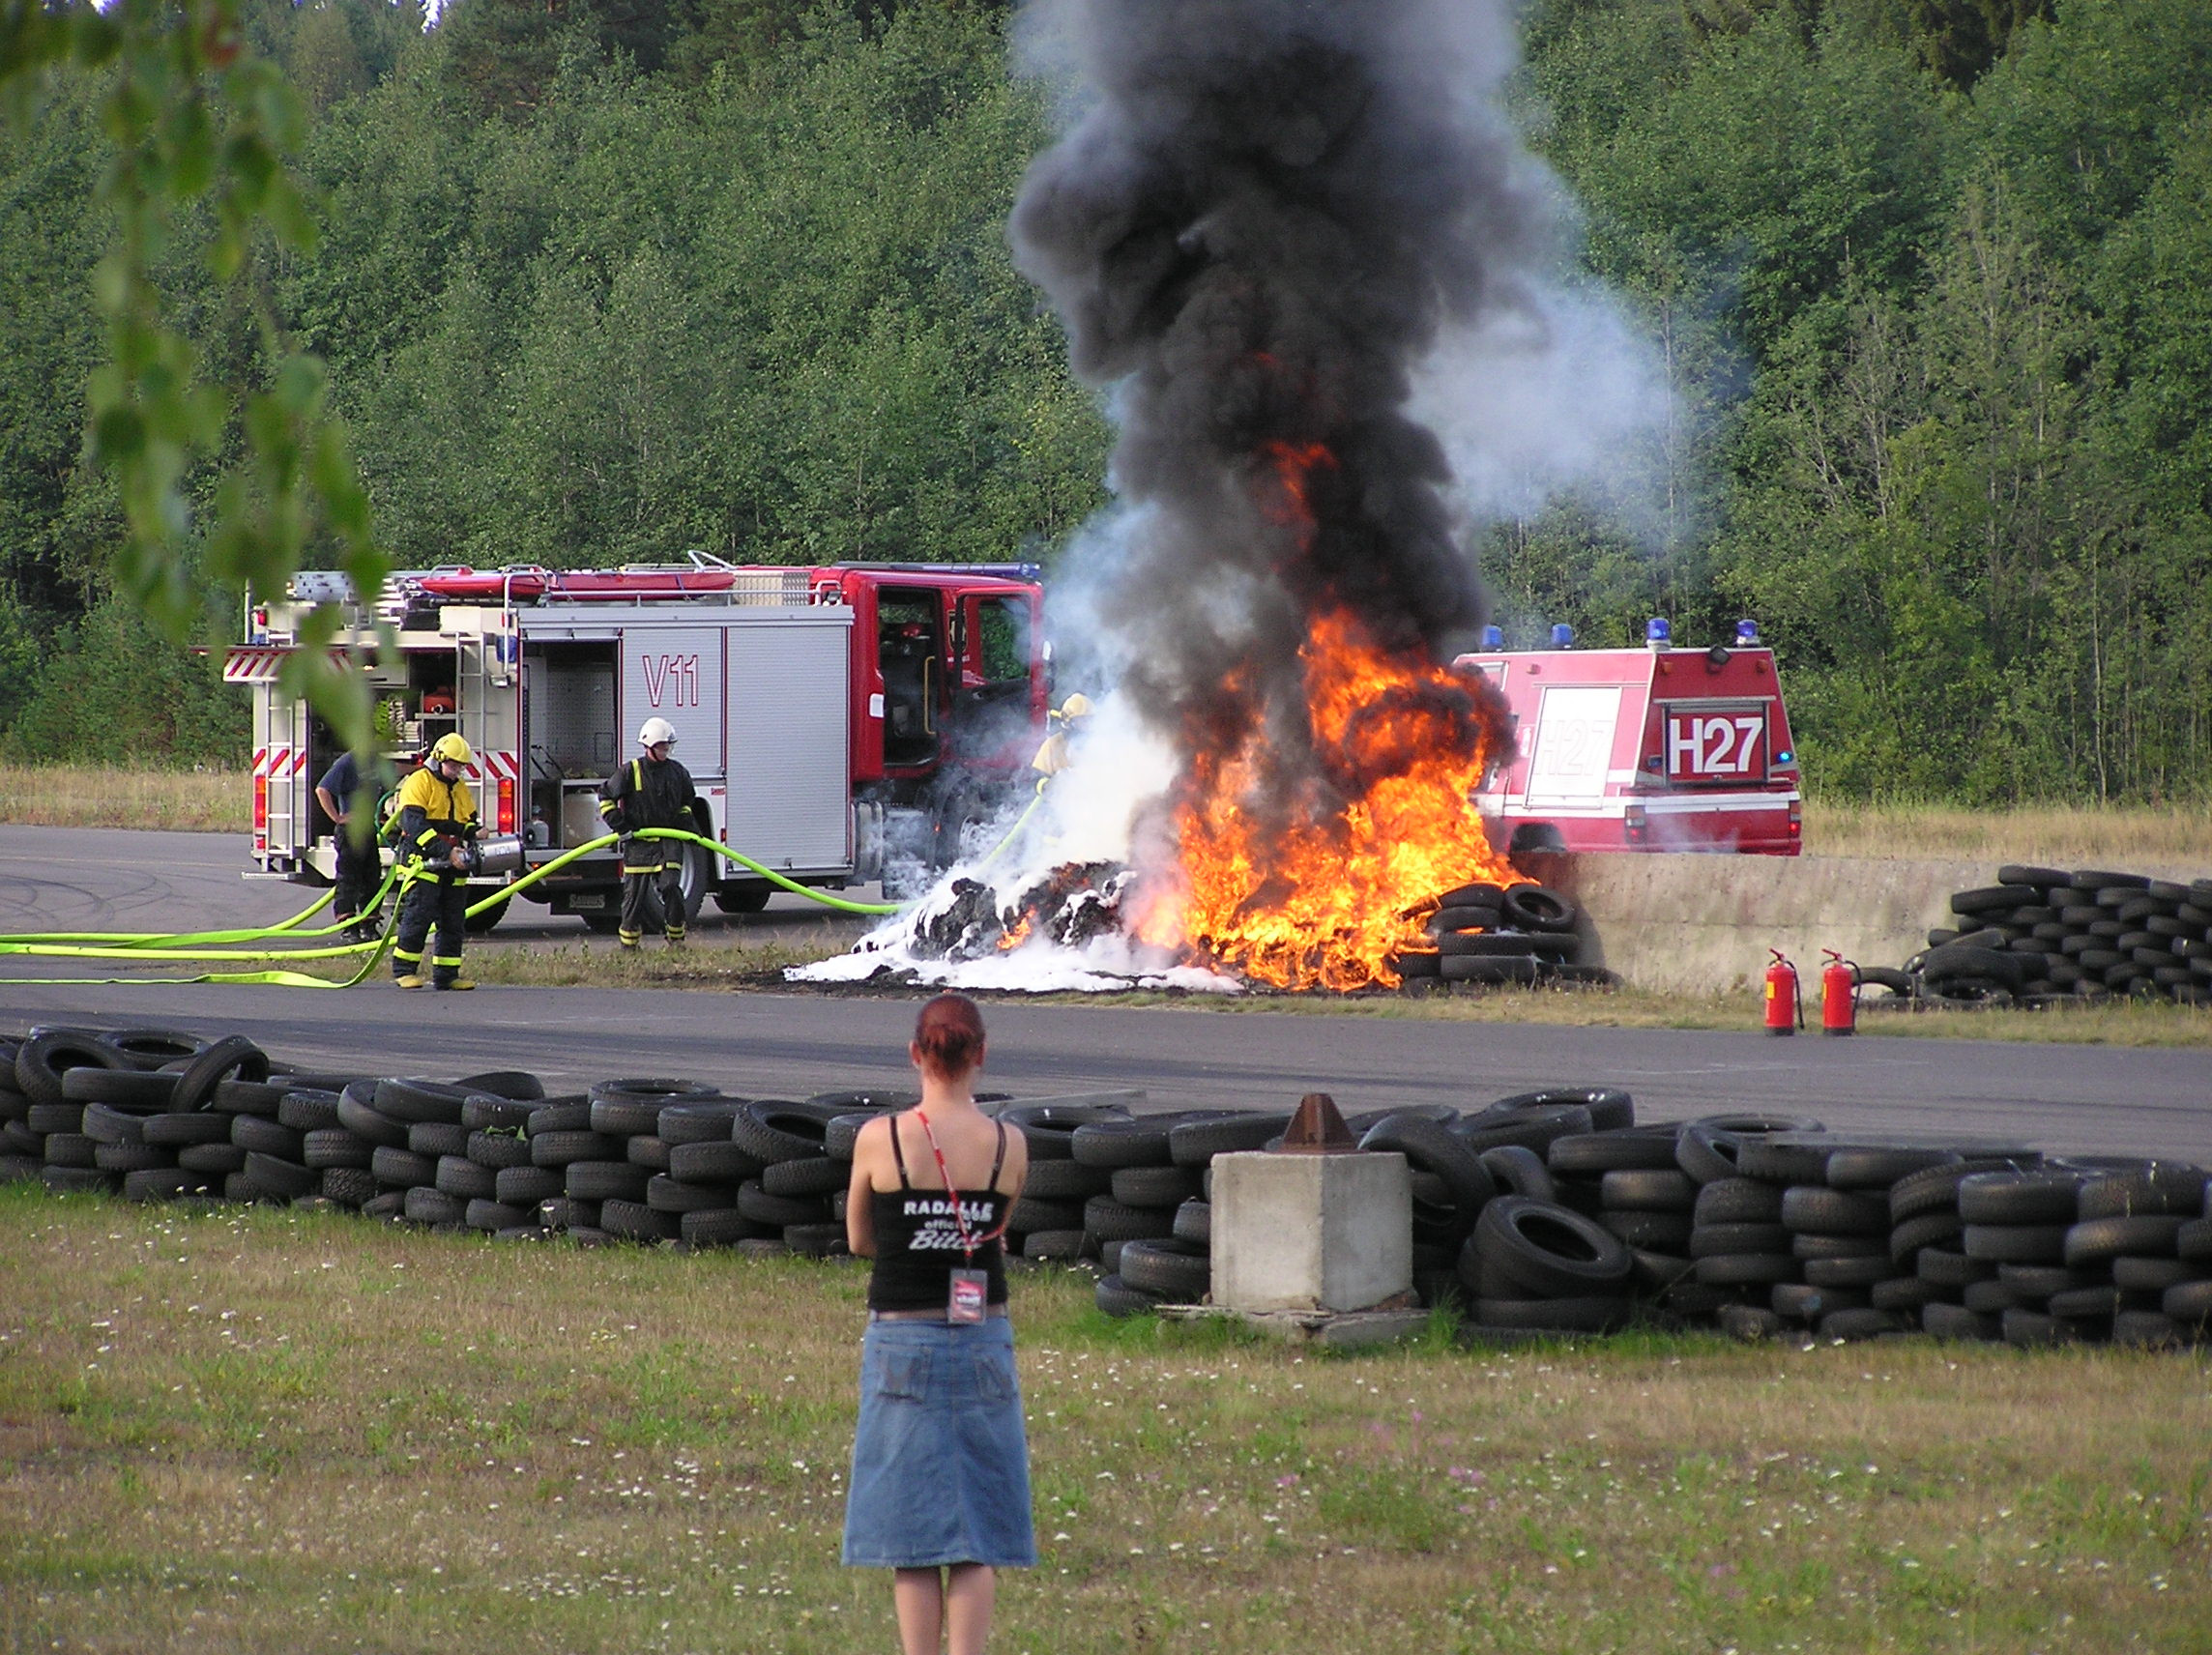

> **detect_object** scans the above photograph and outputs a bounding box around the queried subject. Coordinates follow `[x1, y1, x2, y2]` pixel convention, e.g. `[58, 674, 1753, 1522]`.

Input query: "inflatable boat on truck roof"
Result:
[227, 558, 1050, 929]
[1454, 618, 1802, 856]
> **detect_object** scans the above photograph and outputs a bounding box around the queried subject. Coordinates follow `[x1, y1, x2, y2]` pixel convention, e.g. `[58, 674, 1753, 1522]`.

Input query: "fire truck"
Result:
[1453, 619, 1802, 855]
[227, 559, 1050, 928]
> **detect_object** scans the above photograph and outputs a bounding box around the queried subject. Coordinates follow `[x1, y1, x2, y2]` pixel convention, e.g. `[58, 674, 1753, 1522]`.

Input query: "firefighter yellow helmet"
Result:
[1056, 693, 1093, 721]
[429, 733, 473, 768]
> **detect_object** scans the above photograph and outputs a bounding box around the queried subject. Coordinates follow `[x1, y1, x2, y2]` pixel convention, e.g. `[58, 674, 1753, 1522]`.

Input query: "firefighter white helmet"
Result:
[638, 717, 678, 750]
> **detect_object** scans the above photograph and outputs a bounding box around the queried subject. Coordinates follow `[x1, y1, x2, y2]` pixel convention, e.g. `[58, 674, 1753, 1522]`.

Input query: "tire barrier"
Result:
[1879, 866, 2212, 1008]
[11, 1025, 2211, 1349]
[1388, 881, 1608, 991]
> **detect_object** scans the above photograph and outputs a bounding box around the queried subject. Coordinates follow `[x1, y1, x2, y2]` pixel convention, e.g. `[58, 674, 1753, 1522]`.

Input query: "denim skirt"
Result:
[841, 1318, 1036, 1569]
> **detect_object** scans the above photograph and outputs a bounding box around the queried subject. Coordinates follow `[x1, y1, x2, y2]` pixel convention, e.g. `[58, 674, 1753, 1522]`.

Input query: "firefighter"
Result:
[314, 748, 384, 942]
[1029, 692, 1093, 779]
[599, 716, 699, 949]
[390, 733, 480, 991]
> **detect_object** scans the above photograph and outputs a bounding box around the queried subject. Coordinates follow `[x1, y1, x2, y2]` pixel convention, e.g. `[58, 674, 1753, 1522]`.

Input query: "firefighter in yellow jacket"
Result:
[391, 733, 480, 991]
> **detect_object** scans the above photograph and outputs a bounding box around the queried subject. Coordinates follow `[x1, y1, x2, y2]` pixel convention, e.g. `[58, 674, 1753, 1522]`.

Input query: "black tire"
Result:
[466, 1198, 532, 1231]
[496, 1166, 565, 1205]
[1691, 1222, 1791, 1259]
[1675, 1125, 1747, 1186]
[44, 1132, 100, 1168]
[376, 1079, 477, 1128]
[435, 1155, 498, 1201]
[122, 1166, 206, 1202]
[1780, 1186, 1889, 1236]
[997, 1102, 1133, 1161]
[761, 1155, 846, 1198]
[2175, 1218, 2212, 1263]
[714, 883, 774, 915]
[1962, 1223, 2069, 1263]
[1172, 1198, 1210, 1246]
[79, 1101, 149, 1145]
[1889, 1157, 2038, 1221]
[276, 1090, 344, 1133]
[177, 1142, 247, 1176]
[1598, 1210, 1694, 1252]
[1020, 1158, 1112, 1201]
[142, 1111, 232, 1147]
[1916, 1247, 1994, 1287]
[1120, 1238, 1210, 1299]
[1958, 1171, 2082, 1226]
[63, 1068, 182, 1109]
[1479, 1145, 1556, 1204]
[1951, 885, 2041, 915]
[526, 1099, 596, 1136]
[1083, 1195, 1179, 1243]
[1427, 904, 1502, 937]
[1440, 953, 1542, 984]
[226, 1114, 302, 1158]
[1468, 1197, 1633, 1298]
[1871, 1276, 1941, 1313]
[97, 1028, 211, 1069]
[730, 1101, 839, 1165]
[647, 1175, 734, 1214]
[1888, 1211, 1964, 1262]
[15, 1030, 130, 1108]
[1471, 1295, 1631, 1333]
[1499, 884, 1577, 933]
[1694, 1177, 1786, 1226]
[601, 1200, 682, 1242]
[1018, 1229, 1087, 1262]
[407, 1120, 469, 1159]
[1920, 1301, 1997, 1341]
[682, 1208, 772, 1246]
[1167, 1112, 1293, 1165]
[43, 1165, 113, 1193]
[171, 1036, 273, 1113]
[532, 1130, 622, 1168]
[2001, 1308, 2085, 1348]
[1102, 1164, 1198, 1209]
[668, 1139, 769, 1183]
[336, 1092, 409, 1149]
[1694, 1252, 1798, 1286]
[1456, 1104, 1594, 1157]
[658, 1101, 744, 1146]
[2065, 1214, 2185, 1266]
[1550, 1131, 1678, 1175]
[1072, 1113, 1234, 1170]
[736, 1181, 831, 1227]
[370, 1147, 436, 1188]
[1000, 1196, 1081, 1234]
[319, 1165, 378, 1206]
[2075, 1165, 2208, 1220]
[2111, 1256, 2198, 1292]
[303, 1128, 374, 1171]
[1359, 1113, 1495, 1215]
[1095, 1274, 1165, 1318]
[468, 1130, 535, 1170]
[2161, 1279, 2212, 1323]
[2112, 1311, 2183, 1349]
[1487, 1089, 1635, 1131]
[1773, 1281, 1868, 1321]
[567, 1160, 651, 1203]
[460, 1096, 538, 1134]
[242, 1152, 316, 1201]
[94, 1141, 172, 1174]
[1824, 1147, 1960, 1190]
[1801, 1254, 1893, 1288]
[2046, 1285, 2129, 1320]
[1735, 1140, 1836, 1185]
[1598, 1168, 1698, 1212]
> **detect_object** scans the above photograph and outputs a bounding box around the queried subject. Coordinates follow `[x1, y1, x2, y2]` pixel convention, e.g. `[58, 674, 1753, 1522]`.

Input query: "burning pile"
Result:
[804, 0, 1599, 993]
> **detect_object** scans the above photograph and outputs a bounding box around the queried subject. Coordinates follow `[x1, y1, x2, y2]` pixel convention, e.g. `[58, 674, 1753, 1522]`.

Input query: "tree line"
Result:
[0, 0, 2205, 806]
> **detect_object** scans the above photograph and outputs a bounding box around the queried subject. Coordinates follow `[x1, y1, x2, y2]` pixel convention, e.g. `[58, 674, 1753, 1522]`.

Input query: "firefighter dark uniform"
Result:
[390, 753, 480, 990]
[315, 749, 384, 939]
[599, 750, 698, 947]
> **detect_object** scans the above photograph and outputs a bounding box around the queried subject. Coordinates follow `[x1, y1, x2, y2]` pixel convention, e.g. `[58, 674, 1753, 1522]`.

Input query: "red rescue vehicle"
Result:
[1453, 618, 1802, 855]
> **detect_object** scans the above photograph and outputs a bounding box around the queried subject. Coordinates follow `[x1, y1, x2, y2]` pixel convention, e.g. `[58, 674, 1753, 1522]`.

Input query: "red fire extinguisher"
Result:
[1820, 949, 1859, 1036]
[1763, 949, 1801, 1036]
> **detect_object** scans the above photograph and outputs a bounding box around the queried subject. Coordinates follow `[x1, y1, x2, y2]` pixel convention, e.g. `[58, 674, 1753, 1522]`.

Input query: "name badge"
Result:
[947, 1268, 988, 1325]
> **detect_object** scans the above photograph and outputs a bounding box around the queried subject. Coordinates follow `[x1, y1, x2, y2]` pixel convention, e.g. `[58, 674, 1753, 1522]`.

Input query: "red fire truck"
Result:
[227, 559, 1050, 927]
[1453, 619, 1802, 855]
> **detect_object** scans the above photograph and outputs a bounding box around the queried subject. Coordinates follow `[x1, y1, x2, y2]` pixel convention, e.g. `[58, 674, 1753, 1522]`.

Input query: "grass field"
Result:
[0, 765, 246, 831]
[3, 1187, 2208, 1654]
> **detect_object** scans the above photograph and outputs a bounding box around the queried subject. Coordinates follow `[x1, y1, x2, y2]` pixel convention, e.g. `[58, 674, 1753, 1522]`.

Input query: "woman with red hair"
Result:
[843, 995, 1033, 1655]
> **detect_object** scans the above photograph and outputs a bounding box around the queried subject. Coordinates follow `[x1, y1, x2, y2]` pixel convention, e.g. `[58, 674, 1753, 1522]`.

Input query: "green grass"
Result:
[2, 1186, 2209, 1652]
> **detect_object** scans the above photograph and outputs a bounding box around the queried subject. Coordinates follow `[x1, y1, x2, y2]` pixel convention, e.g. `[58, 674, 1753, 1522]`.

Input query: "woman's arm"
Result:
[846, 1116, 885, 1259]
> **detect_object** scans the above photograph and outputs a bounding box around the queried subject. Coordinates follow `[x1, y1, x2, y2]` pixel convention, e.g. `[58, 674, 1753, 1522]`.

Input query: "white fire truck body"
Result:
[228, 562, 1048, 927]
[1454, 632, 1803, 855]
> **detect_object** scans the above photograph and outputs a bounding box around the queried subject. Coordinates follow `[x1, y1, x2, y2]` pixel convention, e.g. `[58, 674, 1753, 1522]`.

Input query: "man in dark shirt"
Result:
[314, 748, 385, 941]
[598, 717, 699, 948]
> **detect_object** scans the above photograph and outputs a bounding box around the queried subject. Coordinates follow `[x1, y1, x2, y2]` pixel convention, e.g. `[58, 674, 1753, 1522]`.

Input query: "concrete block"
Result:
[1210, 1150, 1411, 1314]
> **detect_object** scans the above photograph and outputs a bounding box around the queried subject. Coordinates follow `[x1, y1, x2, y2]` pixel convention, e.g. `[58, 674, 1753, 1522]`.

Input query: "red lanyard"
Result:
[912, 1110, 1007, 1263]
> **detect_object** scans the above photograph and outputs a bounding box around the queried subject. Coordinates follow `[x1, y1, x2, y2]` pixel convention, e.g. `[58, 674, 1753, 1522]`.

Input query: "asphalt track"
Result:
[4, 828, 2209, 1161]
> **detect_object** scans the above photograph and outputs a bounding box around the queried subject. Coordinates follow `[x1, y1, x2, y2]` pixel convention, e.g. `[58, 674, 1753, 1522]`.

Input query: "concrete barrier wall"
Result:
[1523, 852, 2209, 996]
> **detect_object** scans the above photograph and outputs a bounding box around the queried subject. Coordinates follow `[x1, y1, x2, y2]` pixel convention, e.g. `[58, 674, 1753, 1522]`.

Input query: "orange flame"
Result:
[997, 915, 1034, 953]
[1131, 437, 1514, 991]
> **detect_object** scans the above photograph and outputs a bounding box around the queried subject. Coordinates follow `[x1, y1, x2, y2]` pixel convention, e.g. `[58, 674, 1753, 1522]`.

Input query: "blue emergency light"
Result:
[1735, 618, 1761, 644]
[1481, 624, 1504, 649]
[1550, 624, 1574, 648]
[1645, 617, 1672, 645]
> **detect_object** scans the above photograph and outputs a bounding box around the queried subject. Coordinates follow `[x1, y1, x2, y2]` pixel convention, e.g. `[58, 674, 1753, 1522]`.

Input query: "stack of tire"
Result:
[1765, 1147, 1958, 1341]
[1919, 866, 2212, 1006]
[1390, 882, 1602, 990]
[1082, 1110, 1289, 1318]
[720, 1090, 887, 1255]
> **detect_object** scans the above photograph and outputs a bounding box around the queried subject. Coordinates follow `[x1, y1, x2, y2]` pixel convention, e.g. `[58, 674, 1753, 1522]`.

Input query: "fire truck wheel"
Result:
[714, 885, 772, 915]
[463, 896, 509, 935]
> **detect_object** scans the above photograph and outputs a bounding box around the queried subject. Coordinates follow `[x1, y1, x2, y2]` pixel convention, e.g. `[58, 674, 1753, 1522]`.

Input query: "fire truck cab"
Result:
[1453, 620, 1802, 855]
[228, 559, 1048, 927]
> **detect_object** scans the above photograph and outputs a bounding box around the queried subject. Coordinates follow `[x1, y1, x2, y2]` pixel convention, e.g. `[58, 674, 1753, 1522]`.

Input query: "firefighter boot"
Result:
[664, 924, 685, 946]
[617, 928, 642, 951]
[393, 944, 425, 990]
[432, 954, 473, 991]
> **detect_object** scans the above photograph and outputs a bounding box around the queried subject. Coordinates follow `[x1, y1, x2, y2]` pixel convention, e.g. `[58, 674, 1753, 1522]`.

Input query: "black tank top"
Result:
[865, 1115, 1011, 1313]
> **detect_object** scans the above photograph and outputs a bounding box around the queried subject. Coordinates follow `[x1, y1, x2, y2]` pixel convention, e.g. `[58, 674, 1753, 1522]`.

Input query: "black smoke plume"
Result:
[1009, 0, 1543, 831]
